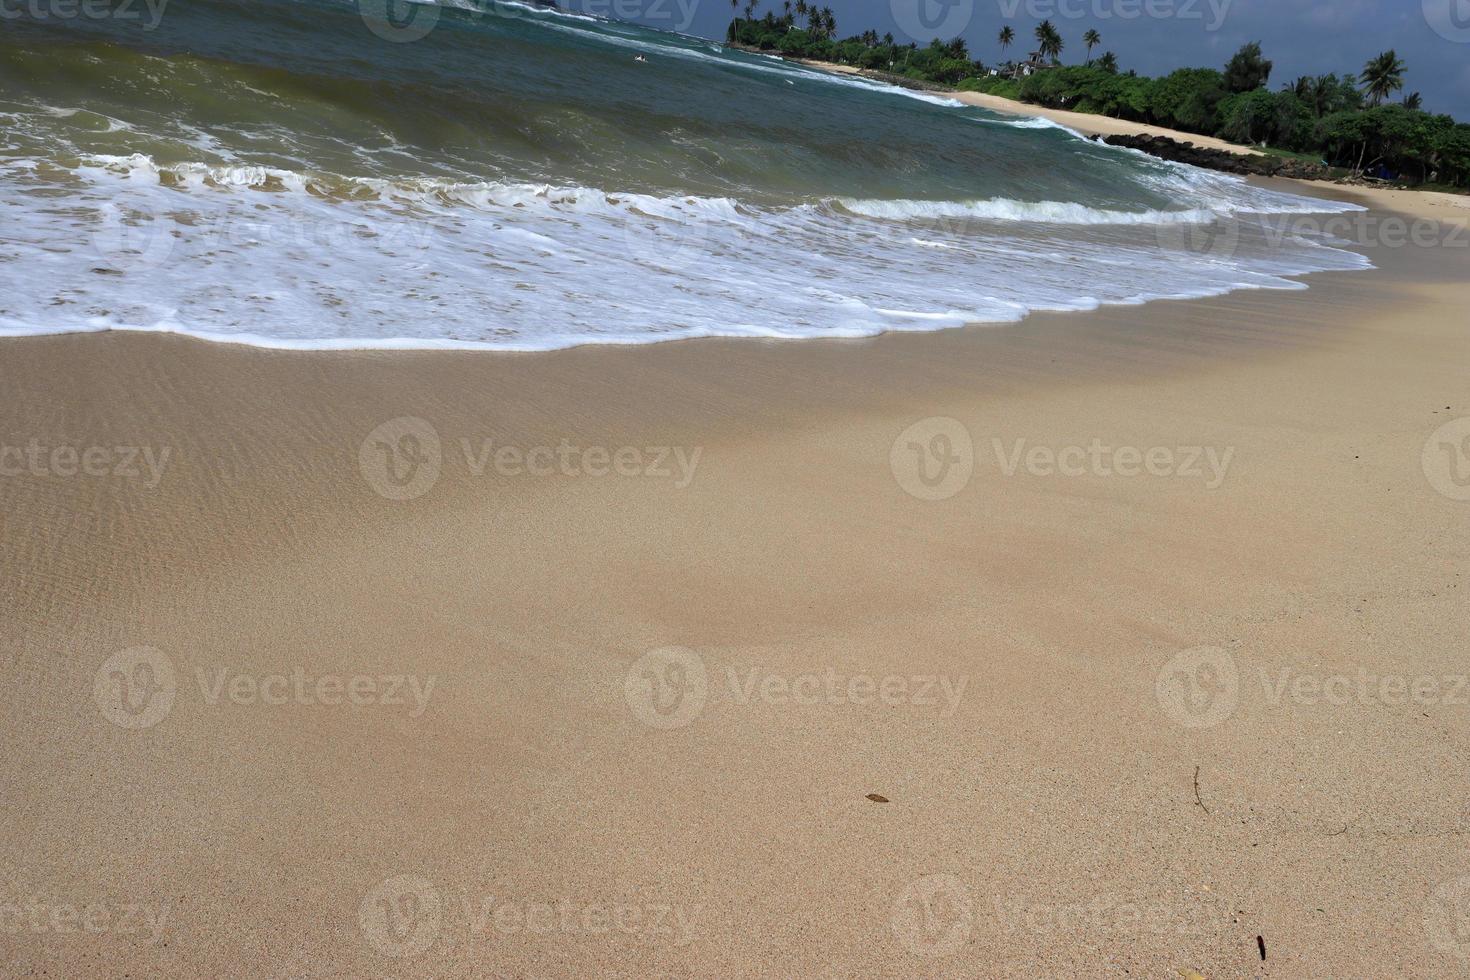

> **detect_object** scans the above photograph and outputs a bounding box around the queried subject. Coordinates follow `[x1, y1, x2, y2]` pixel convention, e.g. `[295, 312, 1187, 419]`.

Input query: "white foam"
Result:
[0, 150, 1373, 352]
[840, 196, 1222, 225]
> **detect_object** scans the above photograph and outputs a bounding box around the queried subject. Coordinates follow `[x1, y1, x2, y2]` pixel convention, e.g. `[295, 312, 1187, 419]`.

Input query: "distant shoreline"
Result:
[773, 49, 1263, 152]
[759, 48, 1470, 192]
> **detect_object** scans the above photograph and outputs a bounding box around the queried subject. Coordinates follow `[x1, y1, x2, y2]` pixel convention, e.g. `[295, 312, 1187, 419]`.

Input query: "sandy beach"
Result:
[1, 179, 1468, 976]
[797, 58, 1263, 153]
[950, 87, 1262, 154]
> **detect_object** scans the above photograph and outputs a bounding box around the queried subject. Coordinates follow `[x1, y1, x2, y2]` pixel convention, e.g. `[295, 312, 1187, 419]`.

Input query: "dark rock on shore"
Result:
[1098, 134, 1330, 181]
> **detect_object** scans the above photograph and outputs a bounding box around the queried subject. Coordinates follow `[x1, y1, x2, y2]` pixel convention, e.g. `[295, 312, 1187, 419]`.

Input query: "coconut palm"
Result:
[1402, 91, 1422, 110]
[1034, 20, 1063, 64]
[1360, 50, 1406, 107]
[1083, 29, 1100, 63]
[1096, 51, 1118, 73]
[998, 25, 1014, 58]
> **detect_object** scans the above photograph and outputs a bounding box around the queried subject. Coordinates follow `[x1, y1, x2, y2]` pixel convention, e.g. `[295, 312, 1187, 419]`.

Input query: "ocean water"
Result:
[0, 0, 1371, 350]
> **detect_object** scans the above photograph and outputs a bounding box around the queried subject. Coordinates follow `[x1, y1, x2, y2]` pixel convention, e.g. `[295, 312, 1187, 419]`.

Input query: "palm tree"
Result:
[1096, 51, 1118, 73]
[1359, 50, 1406, 107]
[1083, 29, 1100, 64]
[1309, 74, 1335, 116]
[1402, 91, 1422, 110]
[1035, 20, 1063, 64]
[998, 25, 1014, 59]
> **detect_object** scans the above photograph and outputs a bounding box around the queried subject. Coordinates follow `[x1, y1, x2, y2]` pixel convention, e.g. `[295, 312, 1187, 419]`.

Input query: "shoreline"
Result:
[786, 52, 1470, 195]
[786, 53, 1260, 152]
[1, 181, 1463, 355]
[4, 182, 1470, 974]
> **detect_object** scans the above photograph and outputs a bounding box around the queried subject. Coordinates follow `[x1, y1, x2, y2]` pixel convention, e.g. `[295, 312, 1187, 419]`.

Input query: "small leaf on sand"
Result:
[1177, 970, 1207, 980]
[865, 793, 889, 803]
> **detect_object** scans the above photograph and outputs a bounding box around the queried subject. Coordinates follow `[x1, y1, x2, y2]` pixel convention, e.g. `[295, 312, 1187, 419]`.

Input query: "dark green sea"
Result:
[0, 0, 1369, 348]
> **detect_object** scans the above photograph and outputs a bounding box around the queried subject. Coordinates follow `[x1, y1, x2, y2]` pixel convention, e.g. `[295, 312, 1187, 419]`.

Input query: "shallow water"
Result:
[0, 0, 1370, 349]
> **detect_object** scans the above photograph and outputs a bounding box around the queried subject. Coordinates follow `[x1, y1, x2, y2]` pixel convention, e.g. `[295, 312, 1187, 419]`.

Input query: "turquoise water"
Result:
[0, 0, 1369, 348]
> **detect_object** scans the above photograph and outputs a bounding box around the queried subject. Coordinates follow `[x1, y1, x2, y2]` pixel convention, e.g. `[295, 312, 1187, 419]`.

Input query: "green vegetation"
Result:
[726, 11, 1470, 188]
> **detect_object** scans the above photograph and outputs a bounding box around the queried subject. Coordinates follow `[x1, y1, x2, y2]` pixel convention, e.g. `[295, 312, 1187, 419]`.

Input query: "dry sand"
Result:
[950, 88, 1261, 154]
[795, 58, 1261, 153]
[2, 182, 1469, 977]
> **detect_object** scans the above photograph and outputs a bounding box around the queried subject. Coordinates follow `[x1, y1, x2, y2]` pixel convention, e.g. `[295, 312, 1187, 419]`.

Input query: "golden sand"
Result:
[2, 183, 1468, 976]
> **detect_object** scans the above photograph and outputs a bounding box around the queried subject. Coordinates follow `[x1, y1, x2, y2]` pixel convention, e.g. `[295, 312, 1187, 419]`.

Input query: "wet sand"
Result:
[2, 183, 1469, 976]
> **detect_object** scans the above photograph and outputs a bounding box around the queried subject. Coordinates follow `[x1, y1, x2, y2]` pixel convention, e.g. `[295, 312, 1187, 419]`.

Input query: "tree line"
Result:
[726, 10, 1470, 188]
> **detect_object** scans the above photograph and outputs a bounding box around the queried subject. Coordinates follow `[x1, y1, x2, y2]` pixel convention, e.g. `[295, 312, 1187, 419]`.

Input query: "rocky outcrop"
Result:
[1099, 134, 1330, 180]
